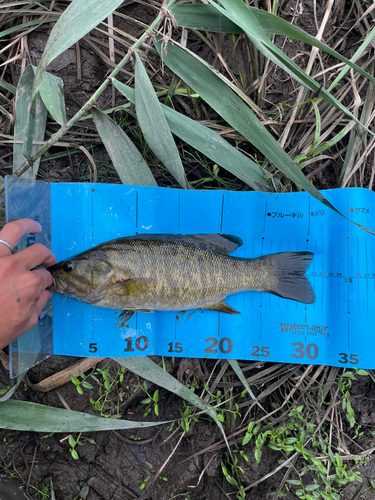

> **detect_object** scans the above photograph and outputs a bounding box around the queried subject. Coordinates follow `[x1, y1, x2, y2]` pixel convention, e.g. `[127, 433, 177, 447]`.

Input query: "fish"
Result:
[47, 233, 315, 318]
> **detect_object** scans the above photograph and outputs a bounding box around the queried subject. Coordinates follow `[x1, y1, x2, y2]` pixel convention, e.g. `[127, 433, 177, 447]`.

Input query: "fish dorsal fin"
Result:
[192, 234, 243, 254]
[117, 233, 243, 255]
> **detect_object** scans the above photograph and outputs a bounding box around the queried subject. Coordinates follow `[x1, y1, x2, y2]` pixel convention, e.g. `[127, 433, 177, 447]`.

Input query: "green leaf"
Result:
[171, 4, 375, 86]
[32, 67, 66, 125]
[81, 381, 94, 390]
[134, 52, 188, 189]
[68, 435, 76, 447]
[70, 374, 80, 385]
[242, 434, 252, 446]
[71, 449, 79, 460]
[32, 0, 124, 101]
[113, 79, 268, 190]
[13, 65, 47, 178]
[305, 484, 321, 492]
[153, 37, 340, 214]
[92, 107, 157, 186]
[0, 400, 169, 432]
[335, 453, 343, 467]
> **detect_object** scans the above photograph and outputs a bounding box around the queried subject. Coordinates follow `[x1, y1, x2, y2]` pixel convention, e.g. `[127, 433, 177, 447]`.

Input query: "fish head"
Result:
[47, 250, 115, 302]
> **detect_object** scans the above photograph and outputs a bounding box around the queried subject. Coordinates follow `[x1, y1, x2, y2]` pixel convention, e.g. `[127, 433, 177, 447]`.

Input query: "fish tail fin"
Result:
[263, 251, 315, 304]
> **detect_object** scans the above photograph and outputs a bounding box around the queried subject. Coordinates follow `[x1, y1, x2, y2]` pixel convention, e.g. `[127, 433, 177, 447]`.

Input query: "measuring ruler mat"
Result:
[5, 179, 375, 369]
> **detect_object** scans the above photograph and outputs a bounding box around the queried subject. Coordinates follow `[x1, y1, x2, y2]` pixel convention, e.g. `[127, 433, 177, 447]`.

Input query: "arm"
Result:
[0, 219, 56, 349]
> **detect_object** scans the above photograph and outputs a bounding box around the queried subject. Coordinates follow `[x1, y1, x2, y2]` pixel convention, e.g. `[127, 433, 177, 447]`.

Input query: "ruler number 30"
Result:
[292, 342, 318, 360]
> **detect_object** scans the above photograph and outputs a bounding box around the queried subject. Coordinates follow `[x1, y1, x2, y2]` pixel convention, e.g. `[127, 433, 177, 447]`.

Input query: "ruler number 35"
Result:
[339, 353, 359, 365]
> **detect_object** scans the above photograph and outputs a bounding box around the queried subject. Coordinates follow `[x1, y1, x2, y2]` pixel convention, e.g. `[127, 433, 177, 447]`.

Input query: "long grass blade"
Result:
[32, 0, 124, 101]
[205, 0, 374, 134]
[13, 65, 47, 178]
[328, 25, 375, 92]
[112, 79, 269, 190]
[154, 37, 375, 234]
[228, 360, 265, 412]
[92, 107, 157, 186]
[170, 4, 242, 33]
[134, 52, 188, 189]
[0, 400, 168, 432]
[153, 37, 337, 212]
[170, 4, 375, 86]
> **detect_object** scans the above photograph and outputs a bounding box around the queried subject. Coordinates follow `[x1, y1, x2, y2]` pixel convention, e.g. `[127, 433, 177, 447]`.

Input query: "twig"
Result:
[26, 445, 37, 496]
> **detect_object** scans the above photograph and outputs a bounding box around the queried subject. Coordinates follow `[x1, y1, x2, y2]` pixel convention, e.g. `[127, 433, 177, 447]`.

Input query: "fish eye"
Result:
[63, 262, 74, 273]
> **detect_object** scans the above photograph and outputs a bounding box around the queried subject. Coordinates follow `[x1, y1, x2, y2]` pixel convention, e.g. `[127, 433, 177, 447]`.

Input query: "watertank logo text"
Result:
[279, 323, 328, 337]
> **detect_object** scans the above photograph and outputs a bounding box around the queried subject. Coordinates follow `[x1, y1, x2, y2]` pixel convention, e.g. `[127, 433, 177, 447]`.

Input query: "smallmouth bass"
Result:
[48, 233, 315, 315]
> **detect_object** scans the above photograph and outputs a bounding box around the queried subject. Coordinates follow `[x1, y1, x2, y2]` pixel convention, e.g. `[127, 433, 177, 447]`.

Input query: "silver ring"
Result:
[0, 239, 14, 252]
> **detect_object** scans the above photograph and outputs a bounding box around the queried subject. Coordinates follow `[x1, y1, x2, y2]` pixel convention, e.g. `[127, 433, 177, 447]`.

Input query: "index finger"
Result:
[0, 219, 42, 257]
[12, 243, 56, 269]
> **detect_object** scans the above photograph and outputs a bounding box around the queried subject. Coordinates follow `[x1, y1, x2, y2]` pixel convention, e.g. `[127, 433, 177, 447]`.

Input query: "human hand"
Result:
[0, 219, 56, 349]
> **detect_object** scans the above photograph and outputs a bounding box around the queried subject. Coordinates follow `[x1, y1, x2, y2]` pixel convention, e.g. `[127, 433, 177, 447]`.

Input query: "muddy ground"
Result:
[1, 1, 375, 499]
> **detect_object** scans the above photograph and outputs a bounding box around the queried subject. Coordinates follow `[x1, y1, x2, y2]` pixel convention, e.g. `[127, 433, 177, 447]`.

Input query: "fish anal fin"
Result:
[200, 300, 240, 315]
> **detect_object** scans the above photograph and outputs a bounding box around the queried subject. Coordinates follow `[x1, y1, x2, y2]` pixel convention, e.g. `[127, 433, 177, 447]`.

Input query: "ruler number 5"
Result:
[89, 343, 98, 353]
[338, 353, 359, 365]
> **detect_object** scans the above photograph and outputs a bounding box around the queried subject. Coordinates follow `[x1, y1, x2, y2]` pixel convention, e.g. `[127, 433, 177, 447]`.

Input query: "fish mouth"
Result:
[46, 269, 66, 294]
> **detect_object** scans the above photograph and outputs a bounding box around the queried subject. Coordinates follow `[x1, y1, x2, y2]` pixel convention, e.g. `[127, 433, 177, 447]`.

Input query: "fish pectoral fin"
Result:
[116, 308, 155, 328]
[116, 310, 135, 328]
[111, 278, 157, 296]
[200, 300, 240, 315]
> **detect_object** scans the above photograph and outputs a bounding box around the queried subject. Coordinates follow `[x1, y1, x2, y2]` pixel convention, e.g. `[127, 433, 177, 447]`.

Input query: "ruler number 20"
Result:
[204, 337, 233, 354]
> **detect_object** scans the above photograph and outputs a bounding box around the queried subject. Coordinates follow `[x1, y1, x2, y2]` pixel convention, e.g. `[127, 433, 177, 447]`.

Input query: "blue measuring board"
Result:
[6, 179, 375, 369]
